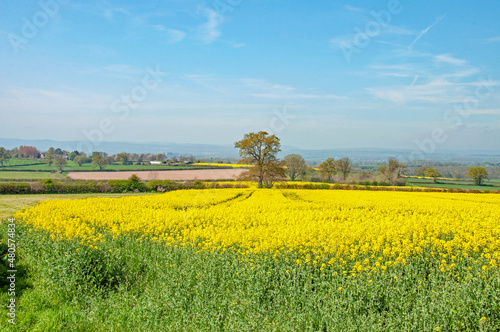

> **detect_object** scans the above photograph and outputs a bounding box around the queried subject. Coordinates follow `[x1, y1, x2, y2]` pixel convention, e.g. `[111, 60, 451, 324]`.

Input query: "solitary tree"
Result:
[318, 158, 336, 182]
[92, 153, 108, 171]
[234, 131, 286, 187]
[336, 157, 352, 182]
[424, 168, 441, 183]
[467, 167, 488, 185]
[54, 156, 67, 173]
[284, 154, 307, 181]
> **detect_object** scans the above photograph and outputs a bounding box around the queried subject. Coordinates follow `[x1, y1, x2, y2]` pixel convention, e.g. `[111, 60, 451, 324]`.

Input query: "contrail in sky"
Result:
[408, 14, 447, 51]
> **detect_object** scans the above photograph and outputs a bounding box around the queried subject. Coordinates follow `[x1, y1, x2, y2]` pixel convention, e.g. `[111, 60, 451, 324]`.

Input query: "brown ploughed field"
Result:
[67, 169, 247, 181]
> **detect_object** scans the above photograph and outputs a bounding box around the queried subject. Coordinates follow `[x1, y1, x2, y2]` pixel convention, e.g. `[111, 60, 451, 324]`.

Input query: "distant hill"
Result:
[1, 137, 499, 163]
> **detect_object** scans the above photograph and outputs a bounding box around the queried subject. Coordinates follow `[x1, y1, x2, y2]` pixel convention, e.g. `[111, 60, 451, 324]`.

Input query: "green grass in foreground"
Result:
[0, 222, 498, 331]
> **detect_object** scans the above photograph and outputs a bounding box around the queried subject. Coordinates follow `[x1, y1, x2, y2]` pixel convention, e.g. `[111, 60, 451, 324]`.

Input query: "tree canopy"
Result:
[378, 158, 407, 184]
[234, 131, 286, 187]
[92, 153, 108, 171]
[318, 158, 336, 182]
[424, 168, 441, 183]
[336, 157, 352, 182]
[284, 154, 307, 181]
[467, 167, 488, 185]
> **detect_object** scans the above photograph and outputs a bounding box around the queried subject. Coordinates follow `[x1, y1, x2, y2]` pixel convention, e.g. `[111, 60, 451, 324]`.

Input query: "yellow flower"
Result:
[15, 188, 500, 278]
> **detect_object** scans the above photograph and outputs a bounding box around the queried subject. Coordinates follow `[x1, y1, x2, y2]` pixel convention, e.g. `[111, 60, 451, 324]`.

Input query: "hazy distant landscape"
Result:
[1, 137, 500, 163]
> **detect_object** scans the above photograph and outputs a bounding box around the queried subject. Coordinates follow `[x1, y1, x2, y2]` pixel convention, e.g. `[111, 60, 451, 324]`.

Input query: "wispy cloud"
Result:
[182, 74, 227, 93]
[434, 53, 466, 66]
[239, 78, 347, 100]
[441, 68, 479, 79]
[408, 14, 446, 51]
[410, 75, 419, 86]
[198, 7, 224, 44]
[484, 36, 500, 43]
[466, 108, 500, 115]
[366, 79, 451, 104]
[364, 75, 492, 105]
[343, 5, 366, 13]
[154, 26, 187, 43]
[220, 40, 246, 48]
[240, 78, 295, 92]
[77, 64, 145, 80]
[250, 93, 348, 100]
[330, 25, 412, 50]
[0, 88, 109, 115]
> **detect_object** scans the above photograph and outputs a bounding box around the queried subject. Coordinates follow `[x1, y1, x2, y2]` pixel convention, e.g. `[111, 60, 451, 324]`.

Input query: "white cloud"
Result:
[165, 29, 186, 43]
[434, 54, 467, 66]
[441, 68, 479, 79]
[0, 88, 109, 115]
[484, 36, 500, 43]
[240, 78, 295, 92]
[250, 93, 348, 100]
[230, 42, 246, 48]
[198, 8, 224, 44]
[330, 25, 412, 50]
[343, 5, 366, 13]
[154, 25, 186, 43]
[465, 109, 500, 115]
[366, 78, 461, 104]
[182, 74, 227, 93]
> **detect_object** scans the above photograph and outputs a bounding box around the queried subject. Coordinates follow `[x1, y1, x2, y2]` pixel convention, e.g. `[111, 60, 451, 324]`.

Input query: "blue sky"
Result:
[1, 0, 500, 154]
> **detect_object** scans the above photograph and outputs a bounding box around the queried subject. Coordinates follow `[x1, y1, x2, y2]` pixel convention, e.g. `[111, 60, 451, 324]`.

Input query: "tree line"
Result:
[0, 146, 197, 172]
[234, 131, 491, 187]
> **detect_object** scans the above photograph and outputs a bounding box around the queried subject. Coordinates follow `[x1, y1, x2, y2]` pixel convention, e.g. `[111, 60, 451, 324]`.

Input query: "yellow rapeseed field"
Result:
[16, 189, 500, 274]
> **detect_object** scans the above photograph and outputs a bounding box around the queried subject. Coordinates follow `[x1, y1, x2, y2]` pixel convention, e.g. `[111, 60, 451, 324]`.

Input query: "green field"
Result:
[407, 182, 500, 191]
[406, 177, 500, 191]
